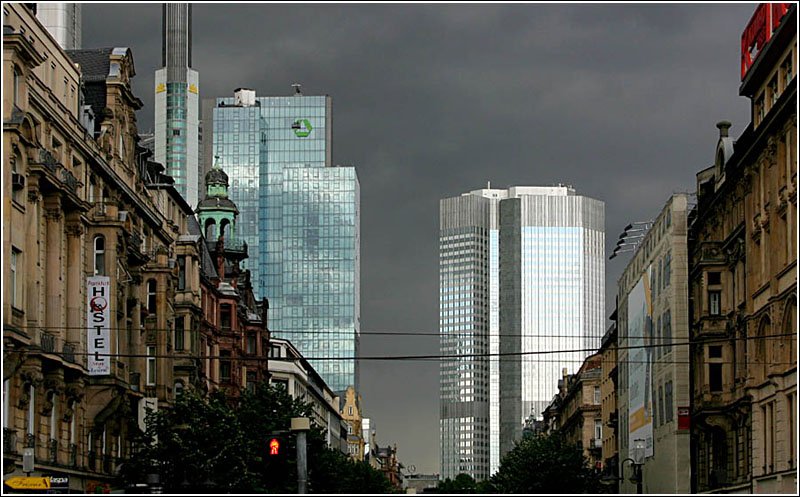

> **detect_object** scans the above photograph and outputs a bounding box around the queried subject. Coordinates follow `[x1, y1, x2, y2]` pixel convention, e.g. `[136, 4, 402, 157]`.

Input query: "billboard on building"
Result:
[627, 271, 654, 457]
[741, 3, 792, 79]
[87, 276, 111, 375]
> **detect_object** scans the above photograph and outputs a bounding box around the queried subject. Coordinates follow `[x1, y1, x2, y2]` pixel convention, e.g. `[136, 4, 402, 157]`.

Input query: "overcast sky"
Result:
[84, 2, 756, 475]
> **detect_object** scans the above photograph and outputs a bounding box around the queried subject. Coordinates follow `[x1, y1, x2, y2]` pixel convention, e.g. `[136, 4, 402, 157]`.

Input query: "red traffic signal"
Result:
[269, 437, 281, 456]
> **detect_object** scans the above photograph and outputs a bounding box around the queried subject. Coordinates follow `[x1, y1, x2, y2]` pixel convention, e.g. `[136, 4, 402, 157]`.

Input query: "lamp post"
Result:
[616, 438, 646, 494]
[627, 438, 646, 494]
[291, 417, 311, 494]
[620, 458, 643, 494]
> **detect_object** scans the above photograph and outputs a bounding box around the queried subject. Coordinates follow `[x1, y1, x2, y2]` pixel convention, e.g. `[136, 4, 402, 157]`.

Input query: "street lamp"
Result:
[626, 438, 646, 494]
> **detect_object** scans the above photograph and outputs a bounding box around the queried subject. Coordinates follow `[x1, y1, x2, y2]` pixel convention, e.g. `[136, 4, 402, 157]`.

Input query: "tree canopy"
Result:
[121, 384, 393, 493]
[489, 432, 602, 494]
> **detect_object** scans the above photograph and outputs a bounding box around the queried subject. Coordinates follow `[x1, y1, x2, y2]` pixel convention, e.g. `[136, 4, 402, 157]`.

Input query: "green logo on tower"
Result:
[292, 119, 313, 138]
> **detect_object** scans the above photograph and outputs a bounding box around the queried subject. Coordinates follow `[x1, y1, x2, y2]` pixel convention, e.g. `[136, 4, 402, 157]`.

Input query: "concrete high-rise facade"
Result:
[155, 3, 199, 207]
[616, 193, 691, 493]
[205, 87, 359, 393]
[439, 185, 604, 480]
[35, 3, 81, 50]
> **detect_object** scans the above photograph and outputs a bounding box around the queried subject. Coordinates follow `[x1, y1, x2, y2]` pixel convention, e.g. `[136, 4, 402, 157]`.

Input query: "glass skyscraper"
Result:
[210, 88, 359, 392]
[439, 185, 604, 481]
[155, 3, 200, 207]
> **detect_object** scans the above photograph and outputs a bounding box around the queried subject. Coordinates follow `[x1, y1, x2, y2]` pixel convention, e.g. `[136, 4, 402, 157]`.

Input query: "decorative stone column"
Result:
[26, 186, 42, 330]
[64, 217, 84, 349]
[44, 197, 64, 344]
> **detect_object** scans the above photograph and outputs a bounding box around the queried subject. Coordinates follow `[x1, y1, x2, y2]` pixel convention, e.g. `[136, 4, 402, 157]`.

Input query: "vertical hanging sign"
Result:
[87, 276, 111, 375]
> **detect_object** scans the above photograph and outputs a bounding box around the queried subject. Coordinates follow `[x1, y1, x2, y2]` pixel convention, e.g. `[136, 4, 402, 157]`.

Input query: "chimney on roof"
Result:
[716, 120, 732, 138]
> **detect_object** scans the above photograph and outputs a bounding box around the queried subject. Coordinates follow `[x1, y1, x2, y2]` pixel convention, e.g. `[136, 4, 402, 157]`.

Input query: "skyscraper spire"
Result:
[36, 3, 81, 50]
[155, 3, 200, 208]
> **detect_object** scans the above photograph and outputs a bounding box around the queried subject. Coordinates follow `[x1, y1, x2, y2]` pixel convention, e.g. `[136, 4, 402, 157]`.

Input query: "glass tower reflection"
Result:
[212, 89, 359, 392]
[439, 186, 604, 481]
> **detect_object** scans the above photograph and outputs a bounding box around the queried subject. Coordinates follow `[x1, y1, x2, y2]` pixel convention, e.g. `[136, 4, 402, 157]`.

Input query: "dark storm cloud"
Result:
[83, 2, 756, 474]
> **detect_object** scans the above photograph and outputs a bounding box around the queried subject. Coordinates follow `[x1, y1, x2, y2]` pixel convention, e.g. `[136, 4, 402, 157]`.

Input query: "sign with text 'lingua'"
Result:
[87, 276, 111, 375]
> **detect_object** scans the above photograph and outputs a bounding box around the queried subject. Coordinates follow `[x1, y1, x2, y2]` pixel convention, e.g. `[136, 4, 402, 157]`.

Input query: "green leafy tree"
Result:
[121, 384, 392, 493]
[489, 432, 601, 494]
[434, 473, 477, 493]
[121, 389, 251, 493]
[308, 444, 394, 494]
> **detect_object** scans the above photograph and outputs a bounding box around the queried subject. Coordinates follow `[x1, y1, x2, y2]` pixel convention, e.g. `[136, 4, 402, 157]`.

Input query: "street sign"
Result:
[5, 477, 51, 490]
[4, 476, 69, 491]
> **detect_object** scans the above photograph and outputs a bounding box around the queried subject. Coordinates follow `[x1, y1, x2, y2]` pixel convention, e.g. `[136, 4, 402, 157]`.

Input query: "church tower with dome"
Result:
[196, 157, 240, 244]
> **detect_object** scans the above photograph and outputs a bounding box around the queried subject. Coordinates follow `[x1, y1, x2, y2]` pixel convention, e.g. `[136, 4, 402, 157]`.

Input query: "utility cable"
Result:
[12, 332, 794, 362]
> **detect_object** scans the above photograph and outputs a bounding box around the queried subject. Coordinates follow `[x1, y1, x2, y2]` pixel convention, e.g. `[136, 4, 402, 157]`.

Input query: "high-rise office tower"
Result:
[35, 3, 81, 50]
[439, 185, 604, 480]
[155, 3, 199, 207]
[206, 87, 359, 392]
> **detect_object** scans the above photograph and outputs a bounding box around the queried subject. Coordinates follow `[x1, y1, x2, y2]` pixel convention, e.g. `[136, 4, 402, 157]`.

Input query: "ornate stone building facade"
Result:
[689, 4, 796, 493]
[3, 4, 190, 490]
[2, 5, 269, 491]
[541, 354, 604, 471]
[340, 385, 366, 461]
[599, 318, 619, 490]
[194, 162, 268, 398]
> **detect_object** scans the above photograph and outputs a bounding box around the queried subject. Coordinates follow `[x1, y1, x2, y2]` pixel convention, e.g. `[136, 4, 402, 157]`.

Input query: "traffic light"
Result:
[265, 431, 289, 459]
[268, 436, 281, 456]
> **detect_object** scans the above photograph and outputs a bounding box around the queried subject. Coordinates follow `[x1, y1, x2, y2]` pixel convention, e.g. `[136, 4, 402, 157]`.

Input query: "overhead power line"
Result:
[15, 332, 795, 363]
[11, 324, 797, 341]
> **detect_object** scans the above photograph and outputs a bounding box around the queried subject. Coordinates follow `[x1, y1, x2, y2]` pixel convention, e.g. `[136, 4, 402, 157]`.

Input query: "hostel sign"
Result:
[87, 276, 111, 375]
[741, 3, 792, 79]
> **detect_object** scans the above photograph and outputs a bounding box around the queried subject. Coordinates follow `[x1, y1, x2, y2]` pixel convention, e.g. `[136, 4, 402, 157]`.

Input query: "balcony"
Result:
[40, 332, 56, 353]
[693, 241, 726, 265]
[28, 148, 81, 200]
[129, 372, 141, 392]
[62, 342, 76, 364]
[606, 411, 618, 430]
[693, 315, 728, 340]
[127, 232, 150, 265]
[207, 237, 248, 259]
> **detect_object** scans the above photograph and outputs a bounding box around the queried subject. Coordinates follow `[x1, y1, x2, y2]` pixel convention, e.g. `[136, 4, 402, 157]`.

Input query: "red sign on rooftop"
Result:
[741, 3, 792, 80]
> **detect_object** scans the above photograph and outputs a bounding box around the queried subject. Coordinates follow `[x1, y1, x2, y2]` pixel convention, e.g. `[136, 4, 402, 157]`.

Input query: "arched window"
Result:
[146, 279, 157, 315]
[87, 176, 95, 204]
[709, 427, 728, 489]
[783, 299, 796, 364]
[13, 65, 21, 106]
[219, 219, 230, 239]
[755, 316, 771, 382]
[204, 218, 216, 240]
[174, 380, 184, 398]
[93, 236, 105, 275]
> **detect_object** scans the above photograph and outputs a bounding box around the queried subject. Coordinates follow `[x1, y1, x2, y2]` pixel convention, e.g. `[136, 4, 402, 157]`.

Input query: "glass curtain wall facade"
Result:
[439, 193, 497, 481]
[439, 186, 604, 481]
[212, 90, 359, 392]
[155, 3, 199, 207]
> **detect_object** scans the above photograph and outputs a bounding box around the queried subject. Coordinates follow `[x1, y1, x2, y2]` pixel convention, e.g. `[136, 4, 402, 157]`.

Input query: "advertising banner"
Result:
[627, 271, 654, 458]
[741, 3, 793, 79]
[87, 276, 111, 375]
